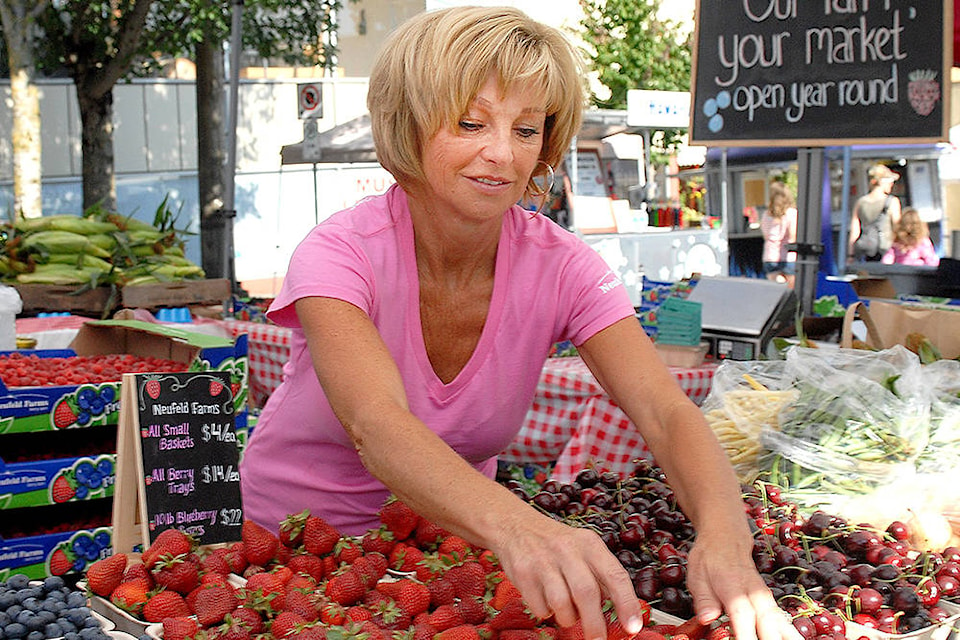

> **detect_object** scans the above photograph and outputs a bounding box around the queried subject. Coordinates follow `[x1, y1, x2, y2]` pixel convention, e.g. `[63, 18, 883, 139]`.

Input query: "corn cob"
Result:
[16, 263, 106, 285]
[14, 214, 118, 235]
[86, 233, 119, 252]
[44, 253, 114, 271]
[20, 230, 112, 259]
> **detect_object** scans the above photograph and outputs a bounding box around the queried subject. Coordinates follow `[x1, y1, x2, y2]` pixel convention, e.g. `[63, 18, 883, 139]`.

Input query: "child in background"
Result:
[761, 180, 798, 287]
[882, 207, 940, 266]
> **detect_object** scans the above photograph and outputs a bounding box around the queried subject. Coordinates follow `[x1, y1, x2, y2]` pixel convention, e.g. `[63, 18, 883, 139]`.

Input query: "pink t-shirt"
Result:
[239, 185, 634, 535]
[760, 208, 797, 263]
[881, 238, 940, 266]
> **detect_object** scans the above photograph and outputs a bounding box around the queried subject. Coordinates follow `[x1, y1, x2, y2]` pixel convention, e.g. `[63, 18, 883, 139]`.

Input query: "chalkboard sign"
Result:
[112, 371, 243, 553]
[690, 0, 951, 146]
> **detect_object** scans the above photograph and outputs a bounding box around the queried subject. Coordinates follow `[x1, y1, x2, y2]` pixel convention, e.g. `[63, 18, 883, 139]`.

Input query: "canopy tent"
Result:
[280, 114, 378, 165]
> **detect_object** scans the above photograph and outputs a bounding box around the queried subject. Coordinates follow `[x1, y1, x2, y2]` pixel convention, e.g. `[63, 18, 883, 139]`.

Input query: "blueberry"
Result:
[4, 623, 27, 639]
[0, 614, 8, 628]
[92, 533, 110, 550]
[95, 460, 112, 476]
[25, 631, 43, 640]
[13, 613, 33, 627]
[64, 592, 85, 609]
[57, 621, 76, 636]
[64, 609, 88, 627]
[5, 607, 21, 620]
[63, 633, 79, 640]
[74, 462, 95, 483]
[76, 412, 91, 426]
[77, 388, 96, 410]
[77, 628, 103, 640]
[18, 600, 39, 614]
[43, 624, 62, 640]
[0, 593, 13, 609]
[98, 386, 115, 403]
[40, 578, 63, 595]
[75, 485, 89, 500]
[80, 616, 100, 630]
[5, 577, 28, 591]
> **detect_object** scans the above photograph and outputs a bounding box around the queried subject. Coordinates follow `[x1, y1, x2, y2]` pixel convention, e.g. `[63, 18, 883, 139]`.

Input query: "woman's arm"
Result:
[295, 296, 642, 640]
[578, 318, 799, 640]
[848, 203, 862, 260]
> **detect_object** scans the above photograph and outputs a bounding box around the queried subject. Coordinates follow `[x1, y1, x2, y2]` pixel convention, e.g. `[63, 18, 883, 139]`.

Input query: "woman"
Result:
[882, 207, 940, 266]
[240, 8, 798, 640]
[848, 163, 902, 263]
[760, 181, 798, 287]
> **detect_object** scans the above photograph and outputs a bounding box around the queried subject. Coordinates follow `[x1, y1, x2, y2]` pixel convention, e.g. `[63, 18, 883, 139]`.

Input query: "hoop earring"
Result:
[527, 161, 555, 198]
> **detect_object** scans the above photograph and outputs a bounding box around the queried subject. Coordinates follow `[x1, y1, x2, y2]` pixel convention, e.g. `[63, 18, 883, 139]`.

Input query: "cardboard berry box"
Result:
[0, 319, 249, 435]
[0, 523, 113, 581]
[0, 452, 116, 509]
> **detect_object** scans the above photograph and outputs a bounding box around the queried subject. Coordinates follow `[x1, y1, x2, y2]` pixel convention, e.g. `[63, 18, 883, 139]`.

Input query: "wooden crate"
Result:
[120, 278, 232, 310]
[15, 283, 115, 317]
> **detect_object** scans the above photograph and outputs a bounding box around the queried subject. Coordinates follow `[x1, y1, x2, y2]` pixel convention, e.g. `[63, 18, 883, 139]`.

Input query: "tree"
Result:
[578, 0, 691, 159]
[0, 0, 51, 220]
[35, 0, 155, 214]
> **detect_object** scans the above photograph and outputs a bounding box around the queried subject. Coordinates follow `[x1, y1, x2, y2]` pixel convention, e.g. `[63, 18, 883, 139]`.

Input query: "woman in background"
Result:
[882, 207, 939, 266]
[760, 180, 798, 288]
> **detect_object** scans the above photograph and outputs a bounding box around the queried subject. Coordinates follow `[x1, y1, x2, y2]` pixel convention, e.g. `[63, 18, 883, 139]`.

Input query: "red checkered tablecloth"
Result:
[501, 356, 717, 483]
[218, 319, 292, 409]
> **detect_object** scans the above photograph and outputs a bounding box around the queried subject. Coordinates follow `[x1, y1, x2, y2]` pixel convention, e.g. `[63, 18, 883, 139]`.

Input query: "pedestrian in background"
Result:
[849, 164, 902, 263]
[760, 180, 797, 288]
[882, 207, 939, 266]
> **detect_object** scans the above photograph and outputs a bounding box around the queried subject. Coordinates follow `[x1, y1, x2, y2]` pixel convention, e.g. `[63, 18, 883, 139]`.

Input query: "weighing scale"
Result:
[686, 276, 797, 360]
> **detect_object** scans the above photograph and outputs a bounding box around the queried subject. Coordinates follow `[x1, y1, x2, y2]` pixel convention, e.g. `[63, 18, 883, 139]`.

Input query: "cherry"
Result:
[889, 586, 921, 615]
[792, 616, 817, 640]
[851, 613, 878, 629]
[936, 561, 960, 579]
[915, 576, 941, 607]
[941, 546, 960, 563]
[935, 573, 959, 597]
[885, 520, 910, 541]
[854, 587, 884, 616]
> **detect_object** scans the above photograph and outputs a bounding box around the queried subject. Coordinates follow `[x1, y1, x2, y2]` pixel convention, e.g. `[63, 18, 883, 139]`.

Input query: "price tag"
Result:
[113, 371, 243, 553]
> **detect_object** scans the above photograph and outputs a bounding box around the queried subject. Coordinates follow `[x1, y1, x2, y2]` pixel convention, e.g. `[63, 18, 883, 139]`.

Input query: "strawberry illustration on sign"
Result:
[145, 377, 162, 400]
[209, 379, 224, 396]
[908, 69, 940, 117]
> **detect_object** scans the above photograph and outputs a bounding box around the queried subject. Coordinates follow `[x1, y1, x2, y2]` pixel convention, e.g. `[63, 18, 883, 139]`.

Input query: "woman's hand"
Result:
[491, 512, 643, 640]
[685, 534, 803, 640]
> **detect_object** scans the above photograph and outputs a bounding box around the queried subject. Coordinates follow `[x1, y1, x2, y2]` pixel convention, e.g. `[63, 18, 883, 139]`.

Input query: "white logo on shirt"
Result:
[597, 270, 624, 294]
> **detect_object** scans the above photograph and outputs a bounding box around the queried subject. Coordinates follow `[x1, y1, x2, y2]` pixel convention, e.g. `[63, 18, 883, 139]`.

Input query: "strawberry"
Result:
[556, 621, 585, 640]
[500, 631, 554, 640]
[412, 621, 439, 640]
[435, 624, 482, 640]
[48, 548, 74, 576]
[324, 569, 366, 606]
[352, 554, 387, 590]
[489, 599, 538, 631]
[146, 378, 161, 399]
[438, 535, 472, 561]
[231, 606, 266, 634]
[452, 595, 486, 625]
[303, 515, 341, 557]
[86, 552, 128, 597]
[414, 520, 449, 550]
[110, 581, 150, 617]
[152, 552, 202, 594]
[379, 496, 420, 540]
[478, 549, 499, 574]
[162, 616, 200, 640]
[426, 575, 457, 607]
[287, 552, 326, 582]
[389, 543, 425, 573]
[289, 622, 328, 640]
[51, 475, 76, 503]
[361, 526, 397, 557]
[219, 617, 254, 640]
[53, 400, 78, 429]
[377, 578, 431, 618]
[142, 528, 195, 570]
[244, 571, 287, 612]
[271, 611, 308, 639]
[425, 604, 466, 631]
[283, 588, 320, 621]
[224, 547, 250, 574]
[359, 620, 387, 640]
[345, 605, 373, 622]
[334, 537, 364, 565]
[369, 598, 410, 630]
[202, 549, 234, 576]
[242, 519, 280, 566]
[143, 589, 192, 622]
[210, 379, 225, 396]
[491, 576, 524, 610]
[122, 562, 155, 590]
[279, 509, 311, 548]
[671, 616, 710, 640]
[446, 560, 487, 599]
[706, 624, 733, 640]
[194, 584, 238, 626]
[320, 601, 347, 625]
[631, 631, 668, 640]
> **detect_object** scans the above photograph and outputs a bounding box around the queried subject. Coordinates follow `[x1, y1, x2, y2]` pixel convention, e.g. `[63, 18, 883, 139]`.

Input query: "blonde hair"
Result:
[894, 208, 929, 249]
[366, 6, 586, 194]
[767, 181, 795, 219]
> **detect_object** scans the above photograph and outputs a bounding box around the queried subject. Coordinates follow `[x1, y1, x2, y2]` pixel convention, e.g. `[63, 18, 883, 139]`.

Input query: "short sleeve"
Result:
[557, 242, 635, 346]
[266, 224, 376, 328]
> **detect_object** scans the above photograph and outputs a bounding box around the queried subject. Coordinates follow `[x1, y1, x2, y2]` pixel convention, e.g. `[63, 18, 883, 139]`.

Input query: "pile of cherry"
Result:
[505, 460, 960, 636]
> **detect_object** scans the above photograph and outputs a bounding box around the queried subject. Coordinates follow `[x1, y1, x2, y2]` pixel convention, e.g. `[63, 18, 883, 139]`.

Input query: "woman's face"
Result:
[417, 76, 546, 224]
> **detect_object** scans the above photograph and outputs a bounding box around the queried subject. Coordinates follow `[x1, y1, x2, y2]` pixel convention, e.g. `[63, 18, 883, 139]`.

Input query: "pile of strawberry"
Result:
[83, 499, 724, 640]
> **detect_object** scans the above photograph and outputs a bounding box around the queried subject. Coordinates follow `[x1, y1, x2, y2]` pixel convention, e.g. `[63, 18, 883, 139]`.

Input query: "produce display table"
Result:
[216, 318, 291, 409]
[500, 356, 718, 483]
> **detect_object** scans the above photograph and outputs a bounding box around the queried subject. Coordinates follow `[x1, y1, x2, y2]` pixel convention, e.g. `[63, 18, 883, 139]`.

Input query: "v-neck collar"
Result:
[396, 194, 510, 403]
